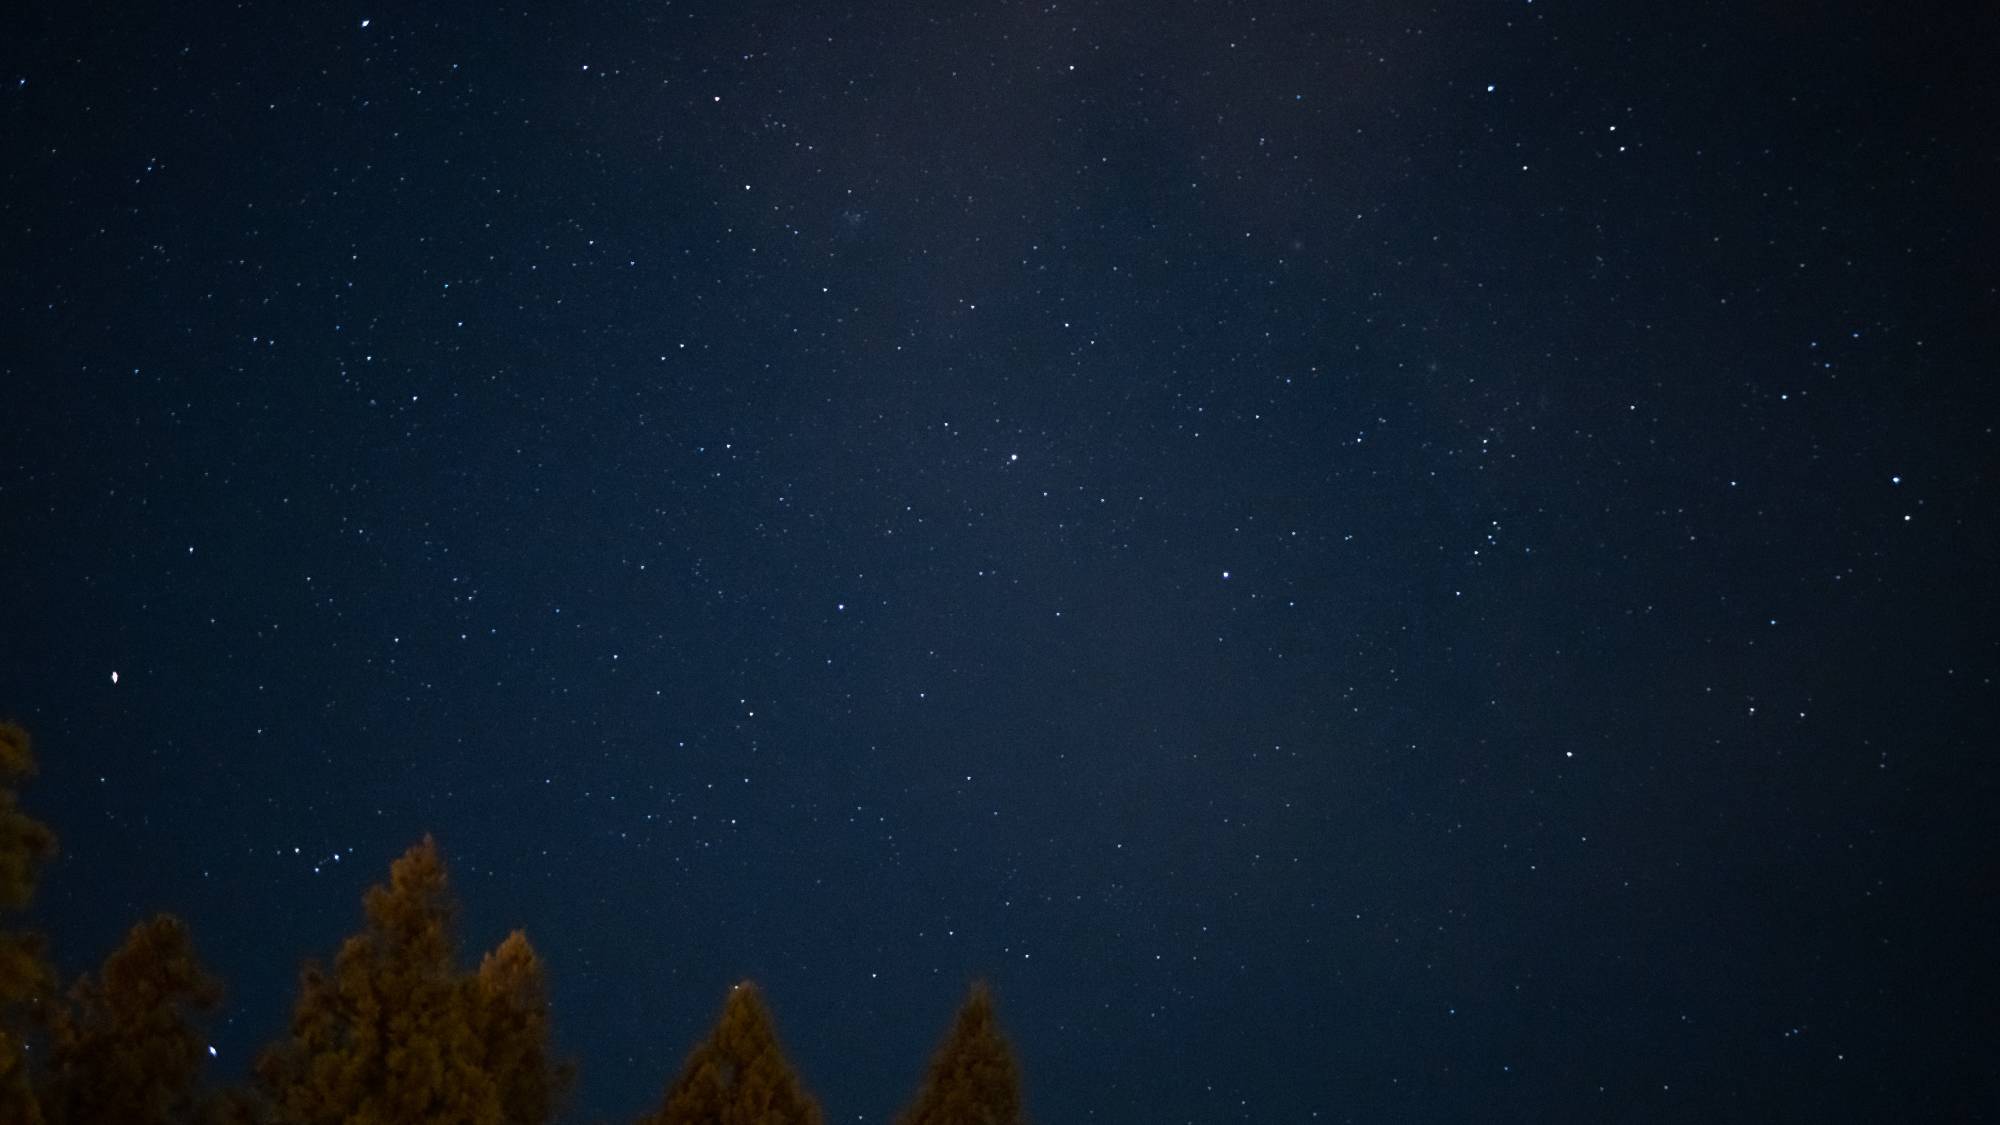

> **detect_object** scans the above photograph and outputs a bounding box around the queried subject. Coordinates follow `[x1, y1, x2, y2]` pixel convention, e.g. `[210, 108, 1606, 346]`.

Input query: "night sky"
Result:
[3, 1, 1995, 1121]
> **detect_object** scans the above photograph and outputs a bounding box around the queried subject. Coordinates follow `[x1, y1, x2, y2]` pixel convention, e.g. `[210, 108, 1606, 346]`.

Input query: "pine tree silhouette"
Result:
[894, 981, 1026, 1125]
[43, 913, 223, 1125]
[0, 722, 58, 1125]
[641, 981, 823, 1125]
[474, 930, 574, 1125]
[255, 835, 567, 1124]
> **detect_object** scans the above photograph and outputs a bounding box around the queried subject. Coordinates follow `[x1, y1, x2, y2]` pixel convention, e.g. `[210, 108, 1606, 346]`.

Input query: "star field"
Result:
[2, 0, 1994, 1120]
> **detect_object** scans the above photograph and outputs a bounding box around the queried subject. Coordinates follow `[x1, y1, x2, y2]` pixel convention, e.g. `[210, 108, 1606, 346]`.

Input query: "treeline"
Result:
[0, 723, 1027, 1124]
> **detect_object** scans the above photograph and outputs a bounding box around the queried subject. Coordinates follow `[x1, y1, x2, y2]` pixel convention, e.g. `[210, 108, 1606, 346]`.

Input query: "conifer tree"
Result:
[474, 930, 572, 1125]
[43, 913, 222, 1125]
[894, 981, 1026, 1125]
[0, 721, 58, 1125]
[641, 981, 822, 1125]
[255, 835, 566, 1125]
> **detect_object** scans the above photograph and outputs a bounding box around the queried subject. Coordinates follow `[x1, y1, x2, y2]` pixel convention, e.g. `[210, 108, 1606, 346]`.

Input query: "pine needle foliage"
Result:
[641, 981, 822, 1125]
[43, 913, 223, 1125]
[894, 981, 1025, 1125]
[255, 836, 568, 1125]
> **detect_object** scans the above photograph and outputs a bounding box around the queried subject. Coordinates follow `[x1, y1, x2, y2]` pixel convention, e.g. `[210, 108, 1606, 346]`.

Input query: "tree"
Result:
[255, 835, 566, 1125]
[0, 721, 58, 1125]
[42, 913, 222, 1125]
[894, 981, 1025, 1125]
[641, 981, 822, 1125]
[473, 930, 572, 1125]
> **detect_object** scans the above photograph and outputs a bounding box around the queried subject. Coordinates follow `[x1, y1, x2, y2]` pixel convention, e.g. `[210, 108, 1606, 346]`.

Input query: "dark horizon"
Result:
[3, 0, 1994, 1120]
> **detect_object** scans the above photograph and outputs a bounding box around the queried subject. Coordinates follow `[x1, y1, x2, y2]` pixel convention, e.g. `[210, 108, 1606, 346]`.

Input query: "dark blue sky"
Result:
[3, 1, 1994, 1120]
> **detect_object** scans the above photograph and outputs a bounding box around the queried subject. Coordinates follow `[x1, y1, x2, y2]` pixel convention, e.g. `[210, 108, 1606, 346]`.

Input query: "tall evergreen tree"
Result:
[473, 930, 572, 1125]
[43, 913, 222, 1125]
[0, 721, 58, 1125]
[255, 836, 566, 1125]
[641, 981, 822, 1125]
[894, 981, 1026, 1125]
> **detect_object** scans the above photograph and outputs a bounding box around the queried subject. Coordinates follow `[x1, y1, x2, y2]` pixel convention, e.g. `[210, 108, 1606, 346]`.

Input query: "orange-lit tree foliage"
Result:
[474, 930, 573, 1125]
[641, 981, 823, 1125]
[894, 981, 1026, 1125]
[255, 835, 567, 1124]
[0, 722, 58, 1125]
[43, 913, 223, 1125]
